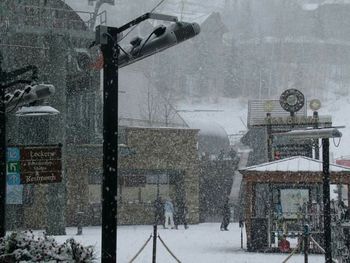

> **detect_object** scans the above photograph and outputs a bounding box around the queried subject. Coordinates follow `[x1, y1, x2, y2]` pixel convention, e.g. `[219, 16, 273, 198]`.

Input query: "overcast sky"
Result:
[65, 0, 225, 26]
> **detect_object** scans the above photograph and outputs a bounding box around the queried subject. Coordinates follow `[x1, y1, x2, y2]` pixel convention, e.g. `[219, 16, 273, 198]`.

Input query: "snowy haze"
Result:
[64, 0, 350, 162]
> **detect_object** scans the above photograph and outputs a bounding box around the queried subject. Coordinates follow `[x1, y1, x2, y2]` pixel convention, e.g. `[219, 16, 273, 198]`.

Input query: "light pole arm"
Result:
[0, 65, 38, 89]
[117, 13, 178, 34]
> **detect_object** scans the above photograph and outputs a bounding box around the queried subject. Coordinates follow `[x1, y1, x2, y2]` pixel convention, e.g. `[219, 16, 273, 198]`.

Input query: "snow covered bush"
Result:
[0, 230, 96, 262]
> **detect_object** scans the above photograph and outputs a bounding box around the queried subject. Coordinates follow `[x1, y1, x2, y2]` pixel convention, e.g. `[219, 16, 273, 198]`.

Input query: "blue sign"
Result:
[6, 185, 23, 205]
[7, 173, 21, 185]
[7, 147, 20, 161]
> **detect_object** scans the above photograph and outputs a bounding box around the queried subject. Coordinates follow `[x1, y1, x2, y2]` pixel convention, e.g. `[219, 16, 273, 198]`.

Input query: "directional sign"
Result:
[21, 171, 62, 184]
[21, 147, 61, 160]
[21, 160, 61, 173]
[6, 185, 23, 205]
[5, 145, 62, 185]
[7, 173, 21, 185]
[7, 147, 20, 161]
[20, 146, 62, 184]
[7, 161, 20, 173]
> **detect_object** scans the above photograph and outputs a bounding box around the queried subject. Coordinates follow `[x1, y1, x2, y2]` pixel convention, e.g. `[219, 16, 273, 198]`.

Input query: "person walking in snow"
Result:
[154, 196, 165, 228]
[220, 197, 231, 231]
[174, 201, 189, 230]
[164, 199, 175, 229]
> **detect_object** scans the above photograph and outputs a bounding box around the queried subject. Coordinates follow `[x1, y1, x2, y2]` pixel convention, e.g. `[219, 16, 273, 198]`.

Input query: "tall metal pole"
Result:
[152, 224, 157, 263]
[0, 65, 6, 237]
[313, 111, 319, 160]
[152, 174, 160, 263]
[322, 138, 332, 263]
[266, 113, 273, 162]
[101, 27, 119, 262]
[304, 224, 309, 263]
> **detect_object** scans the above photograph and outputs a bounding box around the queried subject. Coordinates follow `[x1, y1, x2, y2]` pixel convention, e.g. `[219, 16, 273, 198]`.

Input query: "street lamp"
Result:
[273, 127, 342, 263]
[92, 12, 200, 262]
[15, 105, 60, 117]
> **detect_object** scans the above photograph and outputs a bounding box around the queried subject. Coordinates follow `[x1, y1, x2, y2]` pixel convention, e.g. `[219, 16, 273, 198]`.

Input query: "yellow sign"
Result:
[263, 100, 275, 112]
[265, 116, 318, 125]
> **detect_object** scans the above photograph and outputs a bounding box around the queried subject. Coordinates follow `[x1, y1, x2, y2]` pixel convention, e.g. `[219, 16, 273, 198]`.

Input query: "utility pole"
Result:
[100, 26, 119, 262]
[0, 59, 6, 238]
[322, 138, 332, 263]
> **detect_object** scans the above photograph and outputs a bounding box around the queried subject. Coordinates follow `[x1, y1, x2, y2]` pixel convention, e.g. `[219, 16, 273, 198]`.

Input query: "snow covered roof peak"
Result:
[241, 156, 350, 172]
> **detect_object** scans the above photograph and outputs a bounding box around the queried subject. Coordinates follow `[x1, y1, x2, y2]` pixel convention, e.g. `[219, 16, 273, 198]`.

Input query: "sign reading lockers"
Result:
[7, 145, 62, 184]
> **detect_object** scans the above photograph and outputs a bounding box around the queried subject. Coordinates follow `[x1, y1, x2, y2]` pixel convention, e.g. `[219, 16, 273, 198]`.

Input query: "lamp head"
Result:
[16, 105, 60, 117]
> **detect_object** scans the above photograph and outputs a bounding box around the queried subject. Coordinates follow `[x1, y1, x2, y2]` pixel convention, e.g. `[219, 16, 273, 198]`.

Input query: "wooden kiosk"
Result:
[240, 156, 350, 252]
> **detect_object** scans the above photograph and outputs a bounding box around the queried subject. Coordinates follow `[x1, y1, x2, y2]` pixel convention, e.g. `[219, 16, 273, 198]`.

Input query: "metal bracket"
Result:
[95, 25, 108, 45]
[117, 12, 178, 34]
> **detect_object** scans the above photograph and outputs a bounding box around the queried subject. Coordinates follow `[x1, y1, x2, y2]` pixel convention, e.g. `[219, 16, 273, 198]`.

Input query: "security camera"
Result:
[5, 84, 55, 111]
[118, 21, 200, 68]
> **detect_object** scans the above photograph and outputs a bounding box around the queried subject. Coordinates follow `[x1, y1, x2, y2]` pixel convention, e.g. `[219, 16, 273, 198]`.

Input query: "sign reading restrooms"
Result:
[7, 145, 62, 184]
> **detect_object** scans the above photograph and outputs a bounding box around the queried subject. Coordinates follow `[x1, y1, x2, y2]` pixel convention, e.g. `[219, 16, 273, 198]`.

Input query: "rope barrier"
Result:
[309, 235, 338, 263]
[309, 236, 325, 253]
[281, 238, 301, 263]
[128, 234, 153, 263]
[158, 234, 182, 263]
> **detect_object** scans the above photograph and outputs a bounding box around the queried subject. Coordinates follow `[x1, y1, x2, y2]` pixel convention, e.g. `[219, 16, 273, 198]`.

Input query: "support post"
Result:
[101, 27, 119, 262]
[0, 72, 6, 237]
[304, 224, 309, 263]
[266, 113, 273, 162]
[313, 111, 319, 160]
[322, 138, 332, 263]
[152, 224, 157, 263]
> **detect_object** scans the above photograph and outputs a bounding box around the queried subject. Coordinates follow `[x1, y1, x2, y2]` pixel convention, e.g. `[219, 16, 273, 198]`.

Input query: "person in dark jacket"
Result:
[154, 196, 165, 228]
[174, 201, 189, 230]
[220, 197, 231, 231]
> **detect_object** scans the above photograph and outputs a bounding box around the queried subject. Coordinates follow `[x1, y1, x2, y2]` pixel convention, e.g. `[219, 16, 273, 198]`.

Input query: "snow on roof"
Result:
[240, 156, 350, 172]
[301, 3, 320, 10]
[185, 119, 228, 139]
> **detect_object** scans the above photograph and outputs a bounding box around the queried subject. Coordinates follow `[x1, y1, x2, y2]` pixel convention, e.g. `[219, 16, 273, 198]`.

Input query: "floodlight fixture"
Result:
[15, 105, 60, 117]
[273, 128, 342, 140]
[117, 21, 200, 68]
[5, 84, 55, 111]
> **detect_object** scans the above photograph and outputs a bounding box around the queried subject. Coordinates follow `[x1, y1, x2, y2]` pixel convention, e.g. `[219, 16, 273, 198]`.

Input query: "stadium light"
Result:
[117, 21, 200, 68]
[94, 12, 200, 263]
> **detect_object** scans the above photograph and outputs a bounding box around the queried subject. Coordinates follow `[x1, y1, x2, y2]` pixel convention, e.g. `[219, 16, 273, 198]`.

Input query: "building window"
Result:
[118, 170, 180, 203]
[146, 173, 169, 184]
[88, 168, 102, 204]
[88, 168, 102, 184]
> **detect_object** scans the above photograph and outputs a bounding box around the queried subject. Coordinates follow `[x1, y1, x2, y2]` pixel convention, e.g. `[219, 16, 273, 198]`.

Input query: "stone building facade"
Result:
[66, 126, 200, 226]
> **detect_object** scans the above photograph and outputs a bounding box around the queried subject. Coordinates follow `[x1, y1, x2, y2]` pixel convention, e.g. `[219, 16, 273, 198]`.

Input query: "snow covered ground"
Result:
[53, 223, 323, 263]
